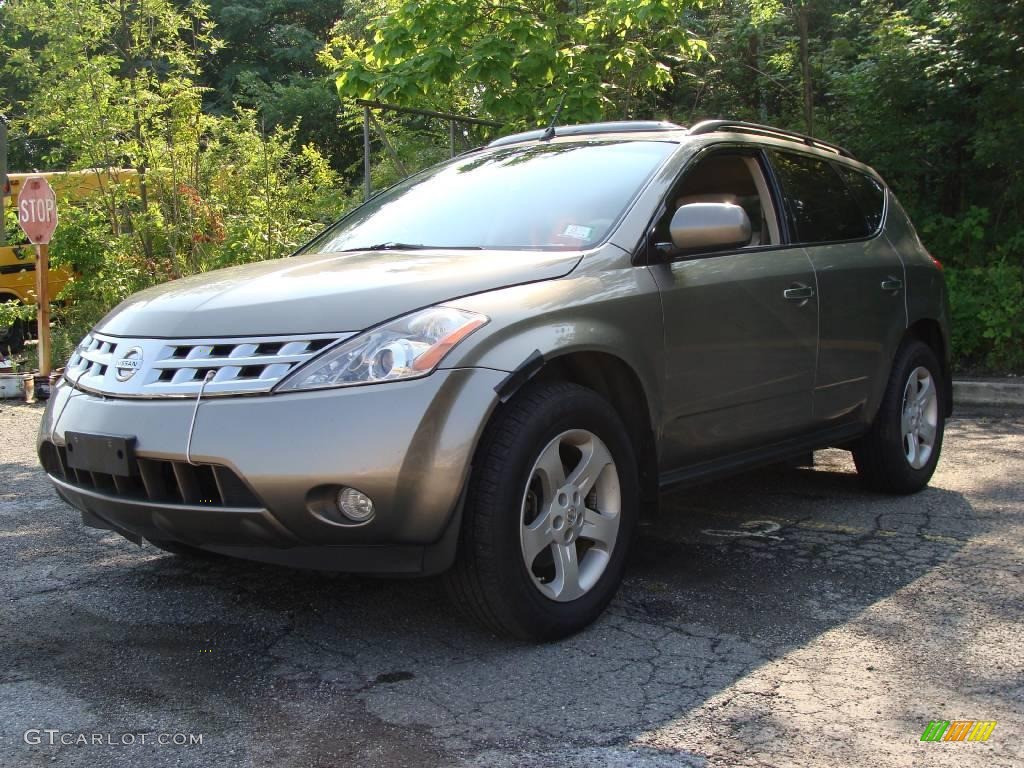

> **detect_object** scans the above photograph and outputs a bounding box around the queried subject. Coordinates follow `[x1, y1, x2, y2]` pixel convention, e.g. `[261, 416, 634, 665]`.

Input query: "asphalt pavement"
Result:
[1, 401, 1021, 767]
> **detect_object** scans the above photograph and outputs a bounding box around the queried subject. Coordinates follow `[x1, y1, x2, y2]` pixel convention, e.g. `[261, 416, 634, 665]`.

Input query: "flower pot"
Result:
[33, 373, 51, 401]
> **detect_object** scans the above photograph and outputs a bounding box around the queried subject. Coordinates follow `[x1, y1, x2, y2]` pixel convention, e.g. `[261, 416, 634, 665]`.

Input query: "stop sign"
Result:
[17, 175, 58, 245]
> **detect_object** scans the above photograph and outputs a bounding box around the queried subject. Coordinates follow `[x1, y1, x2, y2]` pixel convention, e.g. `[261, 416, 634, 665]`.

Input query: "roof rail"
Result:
[687, 120, 855, 159]
[488, 120, 684, 148]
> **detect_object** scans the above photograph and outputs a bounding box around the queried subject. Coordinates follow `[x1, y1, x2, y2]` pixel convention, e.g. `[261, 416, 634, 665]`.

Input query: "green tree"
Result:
[199, 0, 372, 172]
[822, 0, 1024, 371]
[0, 0, 351, 365]
[663, 1, 839, 133]
[2, 0, 216, 175]
[824, 0, 1024, 259]
[322, 0, 710, 129]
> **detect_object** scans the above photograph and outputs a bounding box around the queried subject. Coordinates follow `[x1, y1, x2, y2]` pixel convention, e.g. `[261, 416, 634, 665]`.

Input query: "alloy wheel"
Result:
[901, 366, 939, 470]
[519, 429, 621, 602]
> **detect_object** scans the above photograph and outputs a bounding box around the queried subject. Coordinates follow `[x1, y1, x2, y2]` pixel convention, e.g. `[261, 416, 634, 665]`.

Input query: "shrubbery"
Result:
[40, 118, 352, 364]
[917, 206, 1024, 372]
[2, 0, 1021, 374]
[945, 264, 1024, 373]
[1, 0, 355, 368]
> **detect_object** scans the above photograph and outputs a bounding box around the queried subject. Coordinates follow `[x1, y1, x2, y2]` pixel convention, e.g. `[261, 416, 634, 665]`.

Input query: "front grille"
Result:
[40, 440, 261, 508]
[64, 331, 351, 398]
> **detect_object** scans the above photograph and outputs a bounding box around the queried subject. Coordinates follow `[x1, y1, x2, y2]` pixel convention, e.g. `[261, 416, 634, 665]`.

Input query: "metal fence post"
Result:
[354, 100, 502, 197]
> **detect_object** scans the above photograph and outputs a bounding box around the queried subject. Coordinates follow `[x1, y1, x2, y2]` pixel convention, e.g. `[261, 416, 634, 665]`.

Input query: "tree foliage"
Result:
[323, 0, 710, 128]
[0, 0, 1021, 369]
[0, 0, 352, 366]
[650, 0, 1024, 369]
[199, 0, 371, 171]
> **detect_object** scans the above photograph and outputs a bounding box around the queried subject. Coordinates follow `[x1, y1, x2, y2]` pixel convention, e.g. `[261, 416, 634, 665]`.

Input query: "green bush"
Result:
[34, 115, 354, 370]
[1, 0, 356, 370]
[0, 300, 35, 329]
[946, 263, 1024, 372]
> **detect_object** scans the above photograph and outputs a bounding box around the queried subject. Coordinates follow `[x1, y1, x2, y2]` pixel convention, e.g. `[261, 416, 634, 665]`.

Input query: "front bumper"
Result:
[38, 367, 505, 573]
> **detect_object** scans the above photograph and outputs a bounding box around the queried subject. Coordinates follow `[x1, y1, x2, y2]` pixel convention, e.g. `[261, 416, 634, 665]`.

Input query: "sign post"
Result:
[17, 176, 58, 376]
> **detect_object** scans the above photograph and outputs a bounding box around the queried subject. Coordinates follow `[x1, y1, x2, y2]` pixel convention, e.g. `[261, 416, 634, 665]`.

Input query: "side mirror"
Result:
[668, 202, 751, 254]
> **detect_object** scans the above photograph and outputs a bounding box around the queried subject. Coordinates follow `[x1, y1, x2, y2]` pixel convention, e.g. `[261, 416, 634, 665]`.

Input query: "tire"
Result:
[853, 339, 945, 494]
[446, 381, 639, 641]
[147, 539, 223, 559]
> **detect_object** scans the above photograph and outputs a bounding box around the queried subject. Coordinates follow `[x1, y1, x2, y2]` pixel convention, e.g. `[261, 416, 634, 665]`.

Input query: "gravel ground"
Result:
[1, 400, 1021, 767]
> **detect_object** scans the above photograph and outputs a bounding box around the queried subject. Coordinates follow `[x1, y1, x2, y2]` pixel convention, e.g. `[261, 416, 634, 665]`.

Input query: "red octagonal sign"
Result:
[18, 175, 58, 245]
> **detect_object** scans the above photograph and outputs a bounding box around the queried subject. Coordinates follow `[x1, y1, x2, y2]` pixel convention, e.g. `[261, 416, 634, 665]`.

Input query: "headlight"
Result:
[275, 306, 488, 392]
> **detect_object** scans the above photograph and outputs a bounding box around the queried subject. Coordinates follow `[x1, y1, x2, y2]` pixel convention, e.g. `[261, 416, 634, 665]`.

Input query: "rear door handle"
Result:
[881, 277, 903, 292]
[783, 284, 815, 301]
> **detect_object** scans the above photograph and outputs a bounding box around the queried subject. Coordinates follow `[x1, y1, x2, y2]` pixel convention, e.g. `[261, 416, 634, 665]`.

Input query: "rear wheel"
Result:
[853, 339, 945, 493]
[446, 381, 638, 641]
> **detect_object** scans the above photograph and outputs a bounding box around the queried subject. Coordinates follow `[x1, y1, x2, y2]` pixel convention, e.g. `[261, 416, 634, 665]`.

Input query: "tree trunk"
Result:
[756, 32, 768, 123]
[796, 3, 814, 136]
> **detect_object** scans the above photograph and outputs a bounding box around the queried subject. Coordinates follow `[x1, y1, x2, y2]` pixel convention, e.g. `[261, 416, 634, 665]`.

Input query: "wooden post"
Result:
[0, 120, 7, 247]
[17, 175, 57, 376]
[34, 243, 50, 376]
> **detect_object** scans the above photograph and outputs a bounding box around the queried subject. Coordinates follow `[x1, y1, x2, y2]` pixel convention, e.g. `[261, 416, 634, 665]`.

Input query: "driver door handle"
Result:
[783, 284, 815, 301]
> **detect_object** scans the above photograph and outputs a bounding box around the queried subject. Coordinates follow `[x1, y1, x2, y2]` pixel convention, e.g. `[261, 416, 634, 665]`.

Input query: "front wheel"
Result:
[446, 381, 638, 641]
[853, 339, 945, 494]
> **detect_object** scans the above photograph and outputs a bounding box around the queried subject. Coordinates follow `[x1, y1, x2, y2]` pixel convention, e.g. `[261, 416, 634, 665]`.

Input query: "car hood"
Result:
[96, 248, 583, 338]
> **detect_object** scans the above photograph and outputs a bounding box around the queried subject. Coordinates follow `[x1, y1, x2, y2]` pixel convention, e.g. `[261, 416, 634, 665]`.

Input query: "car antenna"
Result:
[540, 93, 567, 141]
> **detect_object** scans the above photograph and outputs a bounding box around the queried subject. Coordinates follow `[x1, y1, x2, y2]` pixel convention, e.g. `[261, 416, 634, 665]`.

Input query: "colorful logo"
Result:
[920, 720, 997, 742]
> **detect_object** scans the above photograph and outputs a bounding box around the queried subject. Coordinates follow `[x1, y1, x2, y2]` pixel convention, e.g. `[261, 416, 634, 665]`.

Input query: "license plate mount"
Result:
[64, 432, 137, 476]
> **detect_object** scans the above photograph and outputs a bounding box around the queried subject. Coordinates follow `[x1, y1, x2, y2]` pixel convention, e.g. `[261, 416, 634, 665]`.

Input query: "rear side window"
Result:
[769, 150, 870, 243]
[834, 164, 885, 233]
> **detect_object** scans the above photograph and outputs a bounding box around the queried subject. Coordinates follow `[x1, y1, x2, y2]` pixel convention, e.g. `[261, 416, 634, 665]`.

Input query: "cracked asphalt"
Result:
[1, 401, 1021, 767]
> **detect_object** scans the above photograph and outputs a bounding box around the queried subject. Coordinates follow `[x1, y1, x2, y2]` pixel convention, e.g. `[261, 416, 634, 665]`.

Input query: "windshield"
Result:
[305, 140, 675, 253]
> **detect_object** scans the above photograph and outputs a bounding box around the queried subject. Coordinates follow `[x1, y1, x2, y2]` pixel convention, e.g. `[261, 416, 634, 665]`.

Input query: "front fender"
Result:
[441, 258, 664, 429]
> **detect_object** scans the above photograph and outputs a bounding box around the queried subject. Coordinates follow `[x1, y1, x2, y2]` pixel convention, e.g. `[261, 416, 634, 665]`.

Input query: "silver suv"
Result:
[38, 120, 951, 640]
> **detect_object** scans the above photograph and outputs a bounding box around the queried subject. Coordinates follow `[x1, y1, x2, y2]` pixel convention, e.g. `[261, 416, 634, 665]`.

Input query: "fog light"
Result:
[336, 487, 374, 522]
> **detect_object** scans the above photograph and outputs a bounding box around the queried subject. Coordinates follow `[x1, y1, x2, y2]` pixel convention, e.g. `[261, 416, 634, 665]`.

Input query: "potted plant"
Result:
[1, 301, 34, 398]
[0, 298, 66, 401]
[24, 347, 50, 401]
[0, 354, 32, 400]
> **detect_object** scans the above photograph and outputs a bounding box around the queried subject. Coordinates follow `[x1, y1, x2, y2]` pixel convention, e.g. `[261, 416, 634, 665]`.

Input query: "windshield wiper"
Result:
[341, 242, 484, 252]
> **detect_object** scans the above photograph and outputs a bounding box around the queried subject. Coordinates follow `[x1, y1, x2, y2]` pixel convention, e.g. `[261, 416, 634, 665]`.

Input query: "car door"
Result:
[767, 150, 907, 424]
[648, 148, 819, 469]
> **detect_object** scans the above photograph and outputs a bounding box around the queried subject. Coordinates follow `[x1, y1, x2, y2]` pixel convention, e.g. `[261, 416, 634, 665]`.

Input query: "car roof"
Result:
[487, 120, 688, 147]
[485, 119, 864, 168]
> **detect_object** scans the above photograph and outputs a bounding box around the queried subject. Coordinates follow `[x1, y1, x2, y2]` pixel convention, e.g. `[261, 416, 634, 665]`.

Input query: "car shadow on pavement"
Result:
[1, 449, 982, 768]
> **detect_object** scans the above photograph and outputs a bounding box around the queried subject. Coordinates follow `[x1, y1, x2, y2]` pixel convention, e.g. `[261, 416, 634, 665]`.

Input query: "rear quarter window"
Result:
[834, 164, 886, 234]
[769, 150, 870, 243]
